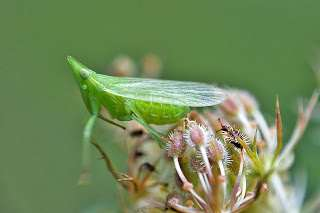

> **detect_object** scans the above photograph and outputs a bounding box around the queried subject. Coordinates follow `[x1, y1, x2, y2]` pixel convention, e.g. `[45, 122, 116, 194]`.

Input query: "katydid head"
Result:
[67, 56, 100, 114]
[67, 56, 94, 89]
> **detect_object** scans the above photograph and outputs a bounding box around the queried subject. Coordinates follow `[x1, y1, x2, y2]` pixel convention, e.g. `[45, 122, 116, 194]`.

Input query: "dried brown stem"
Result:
[91, 140, 129, 189]
[271, 96, 283, 166]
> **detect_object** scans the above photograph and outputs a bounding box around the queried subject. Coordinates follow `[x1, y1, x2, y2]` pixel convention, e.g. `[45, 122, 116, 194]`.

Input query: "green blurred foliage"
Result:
[0, 0, 319, 212]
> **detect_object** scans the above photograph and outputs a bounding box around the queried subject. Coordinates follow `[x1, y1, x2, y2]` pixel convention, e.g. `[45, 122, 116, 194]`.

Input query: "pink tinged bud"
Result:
[184, 121, 212, 147]
[166, 130, 186, 158]
[141, 53, 162, 78]
[110, 55, 137, 77]
[190, 126, 205, 145]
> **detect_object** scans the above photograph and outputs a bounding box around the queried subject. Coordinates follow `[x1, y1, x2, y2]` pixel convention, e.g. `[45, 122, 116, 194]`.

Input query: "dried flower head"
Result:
[90, 54, 319, 213]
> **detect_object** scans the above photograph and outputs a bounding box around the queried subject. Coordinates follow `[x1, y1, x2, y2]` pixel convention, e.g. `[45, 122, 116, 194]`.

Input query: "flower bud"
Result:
[109, 55, 137, 77]
[141, 53, 162, 78]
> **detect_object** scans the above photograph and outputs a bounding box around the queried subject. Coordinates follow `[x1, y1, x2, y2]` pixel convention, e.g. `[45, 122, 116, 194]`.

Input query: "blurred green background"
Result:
[1, 0, 319, 212]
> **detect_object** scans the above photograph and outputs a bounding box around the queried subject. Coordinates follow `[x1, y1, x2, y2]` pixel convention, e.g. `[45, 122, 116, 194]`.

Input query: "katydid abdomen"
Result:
[126, 100, 190, 125]
[98, 91, 189, 124]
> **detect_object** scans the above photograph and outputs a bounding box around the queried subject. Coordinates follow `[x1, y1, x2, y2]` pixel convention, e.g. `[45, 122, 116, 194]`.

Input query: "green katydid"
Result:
[67, 56, 225, 184]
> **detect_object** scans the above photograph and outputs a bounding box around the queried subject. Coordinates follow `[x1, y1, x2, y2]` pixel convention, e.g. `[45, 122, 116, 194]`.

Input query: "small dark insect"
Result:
[217, 118, 249, 149]
[224, 135, 243, 149]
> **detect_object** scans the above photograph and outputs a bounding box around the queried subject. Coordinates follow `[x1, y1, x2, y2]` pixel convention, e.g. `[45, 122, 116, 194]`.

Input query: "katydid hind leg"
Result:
[78, 114, 98, 185]
[127, 102, 166, 147]
[131, 113, 166, 148]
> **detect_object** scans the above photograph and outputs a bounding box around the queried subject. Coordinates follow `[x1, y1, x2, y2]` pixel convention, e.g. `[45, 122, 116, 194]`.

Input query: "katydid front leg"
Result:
[78, 95, 101, 185]
[78, 101, 126, 184]
[78, 113, 98, 185]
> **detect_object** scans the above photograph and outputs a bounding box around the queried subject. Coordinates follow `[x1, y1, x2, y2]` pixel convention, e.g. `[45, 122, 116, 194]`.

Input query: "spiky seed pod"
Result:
[221, 147, 232, 167]
[206, 139, 227, 162]
[166, 130, 186, 158]
[184, 121, 212, 147]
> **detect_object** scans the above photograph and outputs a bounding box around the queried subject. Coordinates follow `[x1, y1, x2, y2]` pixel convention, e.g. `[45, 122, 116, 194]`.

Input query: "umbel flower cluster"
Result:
[91, 55, 319, 213]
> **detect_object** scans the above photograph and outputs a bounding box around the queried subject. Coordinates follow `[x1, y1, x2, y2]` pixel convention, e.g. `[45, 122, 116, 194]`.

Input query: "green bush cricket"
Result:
[67, 56, 225, 184]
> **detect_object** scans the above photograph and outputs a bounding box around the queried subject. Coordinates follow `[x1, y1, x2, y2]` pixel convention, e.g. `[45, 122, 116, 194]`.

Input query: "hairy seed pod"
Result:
[207, 139, 227, 162]
[184, 121, 212, 147]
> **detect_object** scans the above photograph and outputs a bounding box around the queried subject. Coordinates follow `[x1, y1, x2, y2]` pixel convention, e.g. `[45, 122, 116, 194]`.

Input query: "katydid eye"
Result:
[80, 68, 90, 79]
